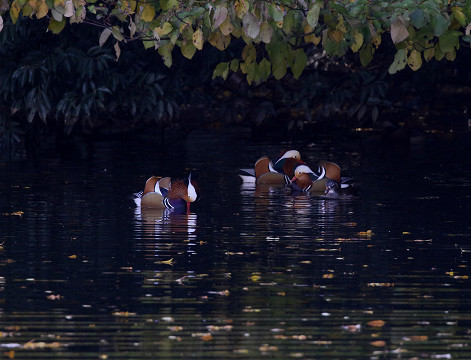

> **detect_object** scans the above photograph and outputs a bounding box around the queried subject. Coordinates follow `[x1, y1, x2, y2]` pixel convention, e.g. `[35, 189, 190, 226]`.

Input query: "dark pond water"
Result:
[1, 129, 471, 359]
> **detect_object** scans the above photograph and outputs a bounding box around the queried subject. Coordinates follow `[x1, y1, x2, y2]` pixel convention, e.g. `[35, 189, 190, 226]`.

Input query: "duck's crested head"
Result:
[292, 164, 315, 180]
[279, 149, 301, 161]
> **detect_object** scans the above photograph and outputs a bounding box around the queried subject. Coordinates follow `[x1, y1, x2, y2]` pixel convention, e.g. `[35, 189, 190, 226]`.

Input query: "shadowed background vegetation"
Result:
[1, 12, 471, 158]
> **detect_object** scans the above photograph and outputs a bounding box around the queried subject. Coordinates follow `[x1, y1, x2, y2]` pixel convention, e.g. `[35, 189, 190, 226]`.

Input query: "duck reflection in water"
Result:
[134, 207, 198, 259]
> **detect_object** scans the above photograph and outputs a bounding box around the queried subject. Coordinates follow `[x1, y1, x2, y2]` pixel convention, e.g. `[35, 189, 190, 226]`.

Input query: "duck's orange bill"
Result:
[291, 176, 297, 182]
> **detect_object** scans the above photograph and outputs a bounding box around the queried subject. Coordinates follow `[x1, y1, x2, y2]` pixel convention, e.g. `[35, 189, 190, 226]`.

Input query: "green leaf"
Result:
[112, 26, 125, 42]
[424, 47, 435, 61]
[181, 39, 196, 59]
[158, 43, 173, 67]
[430, 13, 449, 37]
[230, 59, 240, 72]
[246, 62, 257, 84]
[212, 61, 229, 80]
[306, 3, 321, 28]
[272, 57, 287, 80]
[242, 43, 256, 63]
[267, 3, 284, 22]
[48, 17, 66, 34]
[388, 48, 407, 74]
[439, 30, 460, 53]
[452, 7, 466, 27]
[445, 48, 456, 61]
[282, 9, 295, 34]
[359, 44, 374, 67]
[259, 21, 273, 44]
[409, 9, 426, 29]
[259, 58, 271, 81]
[292, 49, 307, 79]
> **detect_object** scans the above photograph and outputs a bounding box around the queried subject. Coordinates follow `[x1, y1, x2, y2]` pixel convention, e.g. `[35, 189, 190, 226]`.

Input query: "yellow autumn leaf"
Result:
[140, 2, 155, 22]
[304, 23, 320, 45]
[407, 49, 422, 71]
[372, 34, 381, 48]
[157, 258, 174, 264]
[330, 29, 344, 43]
[208, 31, 231, 51]
[10, 0, 22, 24]
[234, 0, 247, 19]
[219, 18, 233, 36]
[154, 21, 172, 37]
[54, 0, 64, 9]
[350, 30, 363, 52]
[192, 28, 204, 50]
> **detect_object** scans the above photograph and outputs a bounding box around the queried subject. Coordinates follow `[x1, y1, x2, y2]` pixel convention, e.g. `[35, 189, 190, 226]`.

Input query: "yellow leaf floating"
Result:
[370, 340, 386, 347]
[157, 258, 174, 265]
[2, 211, 24, 217]
[367, 320, 385, 327]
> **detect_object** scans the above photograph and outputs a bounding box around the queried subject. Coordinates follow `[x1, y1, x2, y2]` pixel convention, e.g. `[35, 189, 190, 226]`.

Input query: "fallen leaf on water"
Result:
[300, 260, 311, 264]
[259, 344, 278, 352]
[23, 340, 60, 349]
[2, 211, 24, 217]
[192, 332, 212, 341]
[312, 340, 333, 345]
[68, 255, 77, 259]
[233, 349, 249, 354]
[367, 282, 395, 287]
[289, 353, 304, 358]
[370, 340, 386, 347]
[156, 258, 174, 265]
[367, 320, 385, 327]
[342, 222, 357, 227]
[112, 311, 136, 317]
[206, 325, 233, 332]
[322, 274, 334, 279]
[6, 350, 15, 359]
[403, 335, 428, 341]
[358, 230, 373, 236]
[168, 326, 183, 331]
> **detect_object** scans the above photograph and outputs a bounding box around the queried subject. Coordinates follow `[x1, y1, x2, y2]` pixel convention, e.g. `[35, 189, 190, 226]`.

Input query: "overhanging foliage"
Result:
[1, 0, 471, 83]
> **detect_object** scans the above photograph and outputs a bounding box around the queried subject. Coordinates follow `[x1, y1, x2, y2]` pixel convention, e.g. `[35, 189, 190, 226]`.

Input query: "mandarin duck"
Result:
[133, 174, 197, 211]
[239, 149, 303, 185]
[324, 179, 358, 199]
[291, 161, 355, 195]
